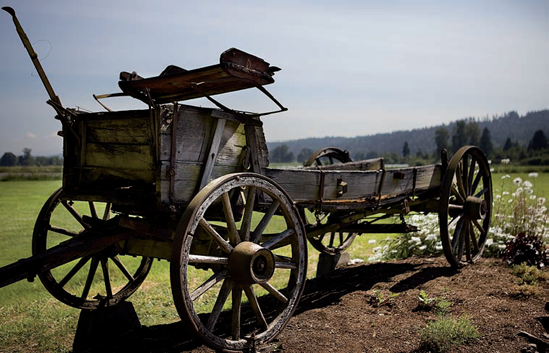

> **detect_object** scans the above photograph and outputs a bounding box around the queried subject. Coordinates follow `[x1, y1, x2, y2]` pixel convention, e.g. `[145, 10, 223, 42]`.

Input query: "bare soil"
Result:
[94, 257, 548, 353]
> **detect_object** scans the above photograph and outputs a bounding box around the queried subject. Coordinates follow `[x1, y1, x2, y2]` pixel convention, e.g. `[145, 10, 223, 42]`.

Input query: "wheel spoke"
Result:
[475, 186, 489, 198]
[447, 213, 462, 230]
[472, 219, 487, 236]
[47, 225, 80, 237]
[221, 192, 241, 245]
[206, 278, 234, 332]
[191, 269, 228, 301]
[462, 156, 469, 196]
[81, 256, 99, 299]
[199, 218, 233, 254]
[262, 228, 295, 250]
[471, 168, 483, 196]
[61, 200, 89, 229]
[232, 285, 242, 340]
[102, 203, 112, 221]
[188, 254, 229, 266]
[100, 258, 113, 298]
[467, 156, 476, 195]
[58, 256, 91, 288]
[452, 217, 465, 252]
[260, 282, 289, 304]
[469, 222, 480, 253]
[274, 255, 297, 270]
[328, 232, 335, 248]
[88, 201, 98, 219]
[243, 285, 268, 330]
[465, 222, 472, 261]
[450, 184, 465, 204]
[455, 165, 467, 199]
[241, 186, 257, 241]
[250, 200, 280, 244]
[111, 256, 135, 281]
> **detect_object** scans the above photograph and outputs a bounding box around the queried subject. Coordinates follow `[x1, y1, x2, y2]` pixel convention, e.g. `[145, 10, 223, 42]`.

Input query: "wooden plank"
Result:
[159, 163, 241, 204]
[85, 143, 154, 170]
[263, 165, 442, 205]
[85, 118, 151, 144]
[303, 158, 384, 171]
[199, 118, 227, 190]
[159, 106, 246, 164]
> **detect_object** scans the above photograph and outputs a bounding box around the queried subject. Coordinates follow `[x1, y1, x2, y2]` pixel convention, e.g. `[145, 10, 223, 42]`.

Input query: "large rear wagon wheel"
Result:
[33, 188, 153, 309]
[304, 147, 352, 167]
[170, 173, 307, 352]
[439, 146, 493, 268]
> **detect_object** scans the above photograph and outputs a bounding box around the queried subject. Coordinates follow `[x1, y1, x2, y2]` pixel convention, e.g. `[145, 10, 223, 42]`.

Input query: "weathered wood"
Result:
[199, 118, 227, 190]
[264, 165, 442, 210]
[303, 158, 384, 171]
[158, 105, 250, 204]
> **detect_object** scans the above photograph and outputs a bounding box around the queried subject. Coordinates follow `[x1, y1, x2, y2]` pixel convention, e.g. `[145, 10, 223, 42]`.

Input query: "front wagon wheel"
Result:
[439, 146, 493, 268]
[170, 173, 307, 352]
[33, 188, 153, 309]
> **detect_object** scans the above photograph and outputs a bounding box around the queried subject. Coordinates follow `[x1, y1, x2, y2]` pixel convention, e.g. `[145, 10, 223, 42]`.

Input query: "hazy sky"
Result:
[0, 1, 547, 156]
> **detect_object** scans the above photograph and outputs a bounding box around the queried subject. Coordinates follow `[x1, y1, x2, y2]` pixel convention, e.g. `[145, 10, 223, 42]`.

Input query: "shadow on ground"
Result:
[79, 258, 458, 353]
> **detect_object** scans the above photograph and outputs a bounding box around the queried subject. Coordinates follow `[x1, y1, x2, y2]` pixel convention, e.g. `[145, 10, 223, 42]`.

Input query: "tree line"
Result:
[0, 148, 62, 166]
[271, 121, 548, 166]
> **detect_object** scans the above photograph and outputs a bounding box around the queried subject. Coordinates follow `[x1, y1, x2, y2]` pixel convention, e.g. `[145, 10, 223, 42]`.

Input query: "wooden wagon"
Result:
[0, 7, 493, 352]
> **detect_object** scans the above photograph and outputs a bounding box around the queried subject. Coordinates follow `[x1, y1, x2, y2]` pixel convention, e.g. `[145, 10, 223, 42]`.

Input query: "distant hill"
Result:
[267, 110, 549, 159]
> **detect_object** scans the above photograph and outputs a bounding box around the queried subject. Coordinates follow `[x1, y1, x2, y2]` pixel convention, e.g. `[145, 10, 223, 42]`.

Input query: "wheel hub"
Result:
[229, 242, 275, 284]
[463, 196, 487, 220]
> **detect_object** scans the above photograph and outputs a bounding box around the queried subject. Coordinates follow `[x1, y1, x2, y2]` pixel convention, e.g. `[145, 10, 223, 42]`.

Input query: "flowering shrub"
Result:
[381, 213, 443, 261]
[380, 172, 548, 265]
[487, 173, 548, 267]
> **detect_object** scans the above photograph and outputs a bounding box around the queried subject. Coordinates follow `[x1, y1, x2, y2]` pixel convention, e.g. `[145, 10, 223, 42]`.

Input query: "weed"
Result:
[370, 290, 400, 307]
[419, 315, 480, 353]
[417, 290, 451, 316]
[508, 263, 549, 298]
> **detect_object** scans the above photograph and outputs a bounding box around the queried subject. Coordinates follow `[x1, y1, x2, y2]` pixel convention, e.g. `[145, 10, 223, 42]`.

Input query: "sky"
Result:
[0, 1, 547, 156]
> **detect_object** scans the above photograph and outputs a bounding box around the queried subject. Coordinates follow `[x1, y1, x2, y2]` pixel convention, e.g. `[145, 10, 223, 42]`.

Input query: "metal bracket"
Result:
[337, 178, 348, 197]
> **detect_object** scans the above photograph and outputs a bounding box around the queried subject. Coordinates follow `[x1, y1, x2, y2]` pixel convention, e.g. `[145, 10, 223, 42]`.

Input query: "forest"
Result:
[267, 109, 549, 165]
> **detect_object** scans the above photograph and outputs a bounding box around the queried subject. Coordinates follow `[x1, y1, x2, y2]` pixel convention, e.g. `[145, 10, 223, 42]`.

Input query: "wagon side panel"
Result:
[63, 110, 156, 200]
[158, 105, 250, 205]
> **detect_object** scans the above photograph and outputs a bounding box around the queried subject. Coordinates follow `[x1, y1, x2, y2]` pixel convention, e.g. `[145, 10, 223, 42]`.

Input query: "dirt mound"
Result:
[94, 257, 548, 353]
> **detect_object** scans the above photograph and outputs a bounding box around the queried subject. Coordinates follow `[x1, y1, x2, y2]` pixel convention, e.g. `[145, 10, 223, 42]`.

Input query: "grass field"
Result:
[0, 169, 548, 352]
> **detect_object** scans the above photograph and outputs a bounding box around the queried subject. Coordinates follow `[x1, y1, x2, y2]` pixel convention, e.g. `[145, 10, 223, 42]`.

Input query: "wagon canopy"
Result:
[118, 48, 280, 104]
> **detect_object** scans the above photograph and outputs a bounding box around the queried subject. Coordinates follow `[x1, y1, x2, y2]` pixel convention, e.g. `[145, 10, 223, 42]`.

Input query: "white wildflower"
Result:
[419, 245, 427, 251]
[523, 180, 533, 189]
[368, 239, 376, 244]
[513, 177, 522, 186]
[425, 234, 437, 241]
[528, 172, 538, 178]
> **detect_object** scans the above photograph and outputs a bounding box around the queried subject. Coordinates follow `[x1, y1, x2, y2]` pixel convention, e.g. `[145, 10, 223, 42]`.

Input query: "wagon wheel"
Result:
[303, 147, 356, 254]
[439, 146, 492, 268]
[33, 188, 153, 309]
[304, 147, 352, 167]
[301, 210, 358, 255]
[170, 173, 307, 352]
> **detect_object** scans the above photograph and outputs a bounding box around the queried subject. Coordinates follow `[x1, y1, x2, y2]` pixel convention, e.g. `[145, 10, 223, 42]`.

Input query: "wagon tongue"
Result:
[2, 7, 63, 108]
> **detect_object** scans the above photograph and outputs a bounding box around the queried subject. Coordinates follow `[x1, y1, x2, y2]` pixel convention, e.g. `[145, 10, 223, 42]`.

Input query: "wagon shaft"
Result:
[0, 220, 136, 288]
